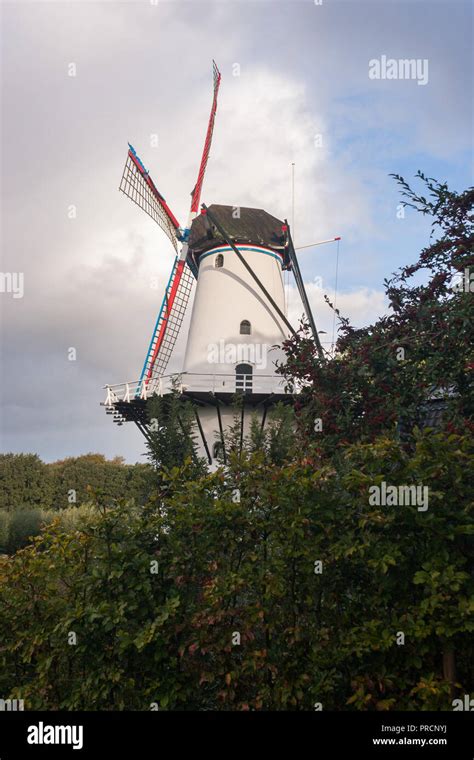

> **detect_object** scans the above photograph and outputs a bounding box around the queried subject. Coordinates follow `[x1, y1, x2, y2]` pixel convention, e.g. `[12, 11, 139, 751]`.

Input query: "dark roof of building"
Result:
[188, 205, 287, 257]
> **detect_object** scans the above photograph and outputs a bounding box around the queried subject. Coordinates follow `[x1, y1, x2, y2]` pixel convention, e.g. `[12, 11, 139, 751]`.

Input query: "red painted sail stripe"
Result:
[190, 65, 221, 214]
[145, 259, 185, 382]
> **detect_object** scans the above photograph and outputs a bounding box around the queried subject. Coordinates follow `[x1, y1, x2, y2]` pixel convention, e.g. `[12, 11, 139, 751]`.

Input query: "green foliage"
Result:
[146, 387, 207, 477]
[223, 400, 296, 466]
[222, 394, 246, 460]
[0, 430, 471, 710]
[0, 453, 155, 523]
[48, 454, 154, 510]
[6, 509, 45, 554]
[0, 454, 53, 512]
[42, 504, 98, 533]
[265, 403, 296, 465]
[0, 511, 9, 554]
[280, 173, 474, 454]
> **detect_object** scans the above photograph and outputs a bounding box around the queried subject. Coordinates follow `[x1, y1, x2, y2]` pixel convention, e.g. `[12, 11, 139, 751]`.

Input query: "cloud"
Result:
[286, 281, 388, 349]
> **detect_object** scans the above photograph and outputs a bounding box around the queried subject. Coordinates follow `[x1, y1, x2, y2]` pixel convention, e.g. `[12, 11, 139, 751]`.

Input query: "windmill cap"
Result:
[189, 204, 288, 257]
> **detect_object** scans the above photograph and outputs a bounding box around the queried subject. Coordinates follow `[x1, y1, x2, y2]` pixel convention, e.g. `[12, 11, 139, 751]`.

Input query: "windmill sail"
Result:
[120, 144, 181, 251]
[190, 60, 221, 215]
[138, 257, 195, 393]
[138, 62, 222, 392]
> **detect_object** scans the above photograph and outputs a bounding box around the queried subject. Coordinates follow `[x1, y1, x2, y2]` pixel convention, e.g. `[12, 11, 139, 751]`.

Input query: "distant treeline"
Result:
[0, 453, 154, 554]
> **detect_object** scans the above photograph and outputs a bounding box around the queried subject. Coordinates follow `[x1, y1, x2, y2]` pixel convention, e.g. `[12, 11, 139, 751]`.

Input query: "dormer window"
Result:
[240, 320, 251, 335]
[215, 254, 224, 268]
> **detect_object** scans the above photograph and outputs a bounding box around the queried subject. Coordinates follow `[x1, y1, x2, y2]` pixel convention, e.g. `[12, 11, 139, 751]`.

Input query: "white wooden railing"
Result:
[103, 372, 287, 406]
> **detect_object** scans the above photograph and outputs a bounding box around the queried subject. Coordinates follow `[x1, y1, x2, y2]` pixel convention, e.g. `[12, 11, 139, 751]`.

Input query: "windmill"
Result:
[103, 62, 332, 465]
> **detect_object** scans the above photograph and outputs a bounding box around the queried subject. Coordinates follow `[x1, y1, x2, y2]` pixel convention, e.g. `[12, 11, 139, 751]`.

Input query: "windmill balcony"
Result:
[103, 372, 288, 406]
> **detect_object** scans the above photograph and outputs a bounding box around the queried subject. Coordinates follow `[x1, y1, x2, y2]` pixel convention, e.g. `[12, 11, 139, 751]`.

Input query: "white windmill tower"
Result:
[103, 62, 326, 465]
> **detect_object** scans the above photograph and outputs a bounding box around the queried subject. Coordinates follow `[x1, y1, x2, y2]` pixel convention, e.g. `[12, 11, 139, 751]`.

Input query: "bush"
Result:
[0, 511, 9, 554]
[7, 510, 45, 554]
[42, 504, 98, 533]
[0, 430, 471, 710]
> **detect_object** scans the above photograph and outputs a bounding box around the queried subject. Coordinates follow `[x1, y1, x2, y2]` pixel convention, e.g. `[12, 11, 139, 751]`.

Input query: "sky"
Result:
[0, 0, 472, 463]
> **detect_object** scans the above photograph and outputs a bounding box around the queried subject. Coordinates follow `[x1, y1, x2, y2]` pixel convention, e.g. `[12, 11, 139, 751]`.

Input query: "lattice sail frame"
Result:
[120, 145, 181, 252]
[138, 257, 195, 394]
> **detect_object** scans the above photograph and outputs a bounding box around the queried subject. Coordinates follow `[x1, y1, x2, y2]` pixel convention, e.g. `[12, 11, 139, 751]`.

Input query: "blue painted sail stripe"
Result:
[136, 257, 178, 395]
[199, 245, 284, 266]
[128, 143, 148, 175]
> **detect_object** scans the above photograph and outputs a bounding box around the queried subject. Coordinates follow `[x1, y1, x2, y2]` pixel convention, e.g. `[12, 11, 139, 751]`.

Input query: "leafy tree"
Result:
[0, 453, 155, 518]
[48, 454, 151, 509]
[220, 394, 246, 462]
[146, 387, 207, 478]
[222, 399, 296, 466]
[0, 454, 52, 512]
[279, 173, 474, 456]
[265, 403, 296, 465]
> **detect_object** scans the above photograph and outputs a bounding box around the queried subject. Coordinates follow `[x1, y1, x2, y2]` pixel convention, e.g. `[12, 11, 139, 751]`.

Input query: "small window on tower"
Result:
[240, 320, 251, 335]
[215, 254, 224, 268]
